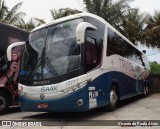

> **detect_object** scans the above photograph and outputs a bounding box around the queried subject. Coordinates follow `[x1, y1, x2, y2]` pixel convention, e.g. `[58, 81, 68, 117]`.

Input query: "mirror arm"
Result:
[7, 41, 25, 61]
[76, 22, 97, 44]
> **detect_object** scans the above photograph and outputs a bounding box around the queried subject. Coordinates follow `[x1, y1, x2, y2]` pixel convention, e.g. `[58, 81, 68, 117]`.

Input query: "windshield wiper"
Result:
[27, 47, 59, 80]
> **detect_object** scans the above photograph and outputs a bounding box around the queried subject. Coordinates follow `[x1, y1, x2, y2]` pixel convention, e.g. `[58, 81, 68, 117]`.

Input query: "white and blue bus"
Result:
[7, 13, 150, 112]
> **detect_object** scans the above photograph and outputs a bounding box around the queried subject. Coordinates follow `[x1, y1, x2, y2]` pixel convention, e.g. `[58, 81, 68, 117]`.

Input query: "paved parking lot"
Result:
[0, 93, 160, 129]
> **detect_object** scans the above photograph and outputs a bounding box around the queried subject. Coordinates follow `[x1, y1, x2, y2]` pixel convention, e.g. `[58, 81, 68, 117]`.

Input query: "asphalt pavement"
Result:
[0, 93, 160, 129]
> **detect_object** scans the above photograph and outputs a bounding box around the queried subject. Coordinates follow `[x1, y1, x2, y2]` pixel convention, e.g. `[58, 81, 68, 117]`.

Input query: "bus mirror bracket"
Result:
[7, 41, 25, 61]
[76, 22, 97, 44]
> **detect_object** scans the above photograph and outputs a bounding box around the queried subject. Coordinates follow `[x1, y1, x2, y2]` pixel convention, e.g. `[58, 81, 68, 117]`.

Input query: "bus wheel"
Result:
[108, 87, 118, 111]
[0, 91, 10, 115]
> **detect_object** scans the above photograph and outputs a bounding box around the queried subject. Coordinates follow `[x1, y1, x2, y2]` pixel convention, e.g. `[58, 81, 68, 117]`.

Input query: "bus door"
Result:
[85, 31, 98, 72]
[84, 31, 105, 106]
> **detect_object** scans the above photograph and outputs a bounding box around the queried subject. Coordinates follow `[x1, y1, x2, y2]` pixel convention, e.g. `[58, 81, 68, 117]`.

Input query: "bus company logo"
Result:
[40, 94, 45, 100]
[41, 86, 58, 92]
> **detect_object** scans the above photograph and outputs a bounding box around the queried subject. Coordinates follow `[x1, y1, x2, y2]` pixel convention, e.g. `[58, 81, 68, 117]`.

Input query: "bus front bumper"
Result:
[19, 88, 89, 112]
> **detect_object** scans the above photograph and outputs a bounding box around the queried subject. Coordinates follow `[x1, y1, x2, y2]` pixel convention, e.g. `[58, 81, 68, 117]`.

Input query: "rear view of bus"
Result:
[17, 13, 150, 112]
[0, 22, 29, 114]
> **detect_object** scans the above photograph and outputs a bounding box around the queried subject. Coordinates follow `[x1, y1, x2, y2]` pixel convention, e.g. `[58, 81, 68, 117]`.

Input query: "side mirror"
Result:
[76, 22, 97, 44]
[7, 41, 25, 61]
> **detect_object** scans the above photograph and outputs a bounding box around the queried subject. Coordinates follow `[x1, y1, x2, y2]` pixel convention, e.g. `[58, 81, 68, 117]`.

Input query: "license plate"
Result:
[37, 103, 48, 109]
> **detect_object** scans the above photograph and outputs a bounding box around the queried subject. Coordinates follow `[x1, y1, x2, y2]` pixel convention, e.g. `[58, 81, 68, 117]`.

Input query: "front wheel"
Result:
[108, 88, 118, 111]
[0, 91, 10, 115]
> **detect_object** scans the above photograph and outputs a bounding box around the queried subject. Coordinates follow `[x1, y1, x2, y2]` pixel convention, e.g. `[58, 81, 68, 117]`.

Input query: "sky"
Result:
[5, 0, 84, 22]
[5, 0, 160, 63]
[5, 0, 160, 22]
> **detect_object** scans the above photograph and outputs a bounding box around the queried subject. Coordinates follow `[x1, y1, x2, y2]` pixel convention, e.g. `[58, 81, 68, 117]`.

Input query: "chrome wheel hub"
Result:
[110, 90, 118, 106]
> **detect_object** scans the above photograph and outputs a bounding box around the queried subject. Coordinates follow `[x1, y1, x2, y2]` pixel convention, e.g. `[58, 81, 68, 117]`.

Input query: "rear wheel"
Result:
[0, 91, 10, 115]
[108, 86, 118, 111]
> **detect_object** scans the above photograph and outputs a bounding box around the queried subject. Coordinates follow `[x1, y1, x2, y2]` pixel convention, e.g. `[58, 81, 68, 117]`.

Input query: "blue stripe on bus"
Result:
[20, 86, 90, 112]
[19, 71, 144, 112]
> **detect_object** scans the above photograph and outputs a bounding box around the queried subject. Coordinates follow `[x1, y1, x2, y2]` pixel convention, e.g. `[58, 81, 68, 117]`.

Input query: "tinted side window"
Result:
[87, 17, 105, 63]
[107, 28, 144, 66]
[86, 37, 97, 65]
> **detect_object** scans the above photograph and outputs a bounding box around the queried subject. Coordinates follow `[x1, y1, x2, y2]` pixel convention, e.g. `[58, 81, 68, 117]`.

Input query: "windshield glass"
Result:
[20, 18, 83, 81]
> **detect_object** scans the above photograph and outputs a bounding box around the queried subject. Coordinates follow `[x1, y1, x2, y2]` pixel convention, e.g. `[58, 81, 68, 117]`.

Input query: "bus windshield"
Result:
[20, 18, 83, 81]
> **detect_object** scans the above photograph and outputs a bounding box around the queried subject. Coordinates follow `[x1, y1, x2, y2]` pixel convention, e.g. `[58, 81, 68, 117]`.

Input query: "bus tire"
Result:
[108, 86, 118, 111]
[0, 91, 10, 115]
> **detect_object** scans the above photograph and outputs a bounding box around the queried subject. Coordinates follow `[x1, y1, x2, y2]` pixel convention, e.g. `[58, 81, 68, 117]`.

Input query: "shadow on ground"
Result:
[0, 107, 21, 116]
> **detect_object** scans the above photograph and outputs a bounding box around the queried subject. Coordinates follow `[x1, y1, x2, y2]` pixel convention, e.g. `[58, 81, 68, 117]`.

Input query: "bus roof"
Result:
[31, 13, 146, 57]
[31, 13, 105, 32]
[0, 22, 29, 34]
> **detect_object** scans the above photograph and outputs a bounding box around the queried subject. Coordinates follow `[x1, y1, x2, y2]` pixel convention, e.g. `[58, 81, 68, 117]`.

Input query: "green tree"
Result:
[83, 0, 133, 28]
[50, 8, 82, 20]
[118, 8, 148, 44]
[16, 17, 45, 31]
[150, 61, 160, 75]
[0, 0, 25, 25]
[141, 11, 160, 47]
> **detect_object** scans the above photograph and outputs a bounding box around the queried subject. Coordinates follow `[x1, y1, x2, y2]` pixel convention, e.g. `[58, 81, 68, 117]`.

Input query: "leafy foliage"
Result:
[16, 17, 45, 31]
[83, 0, 132, 26]
[150, 61, 160, 75]
[50, 8, 82, 20]
[118, 8, 149, 44]
[0, 0, 25, 25]
[141, 11, 160, 47]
